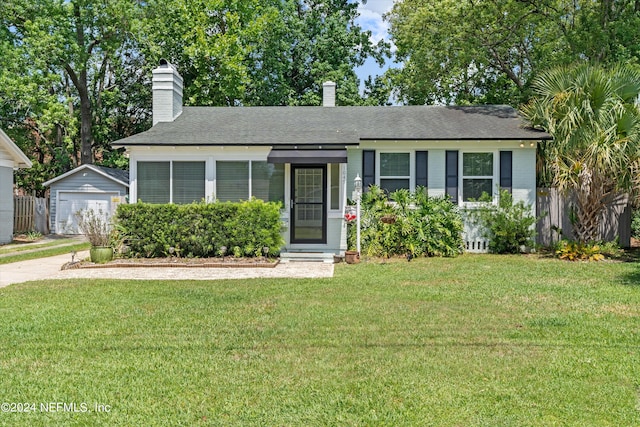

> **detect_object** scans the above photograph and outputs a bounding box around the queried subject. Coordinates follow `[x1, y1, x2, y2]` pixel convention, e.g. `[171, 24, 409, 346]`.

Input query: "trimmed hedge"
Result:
[115, 200, 284, 258]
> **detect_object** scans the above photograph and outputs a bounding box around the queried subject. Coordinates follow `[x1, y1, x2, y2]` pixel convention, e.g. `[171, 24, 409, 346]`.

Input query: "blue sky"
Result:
[354, 0, 395, 90]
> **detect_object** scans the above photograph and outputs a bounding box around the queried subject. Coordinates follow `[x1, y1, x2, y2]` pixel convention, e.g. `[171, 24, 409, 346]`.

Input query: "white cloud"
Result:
[354, 0, 397, 94]
[356, 0, 395, 48]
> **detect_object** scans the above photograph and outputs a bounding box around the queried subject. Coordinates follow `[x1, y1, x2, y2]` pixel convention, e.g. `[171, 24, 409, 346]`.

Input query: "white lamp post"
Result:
[353, 174, 362, 255]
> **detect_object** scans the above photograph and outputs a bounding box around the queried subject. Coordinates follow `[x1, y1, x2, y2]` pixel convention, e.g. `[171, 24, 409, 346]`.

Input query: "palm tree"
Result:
[522, 63, 640, 243]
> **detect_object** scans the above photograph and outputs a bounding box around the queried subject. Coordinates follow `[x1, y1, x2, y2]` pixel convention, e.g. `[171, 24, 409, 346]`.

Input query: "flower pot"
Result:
[380, 214, 396, 224]
[345, 250, 360, 264]
[90, 246, 113, 264]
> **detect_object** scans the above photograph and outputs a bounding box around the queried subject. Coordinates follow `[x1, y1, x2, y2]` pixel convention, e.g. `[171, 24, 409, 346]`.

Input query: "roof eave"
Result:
[43, 164, 129, 187]
[0, 128, 32, 168]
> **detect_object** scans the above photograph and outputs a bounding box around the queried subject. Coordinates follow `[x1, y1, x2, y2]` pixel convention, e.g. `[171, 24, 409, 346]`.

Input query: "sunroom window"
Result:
[173, 161, 206, 204]
[138, 161, 170, 204]
[216, 161, 284, 203]
[137, 161, 205, 204]
[462, 152, 494, 201]
[379, 152, 410, 193]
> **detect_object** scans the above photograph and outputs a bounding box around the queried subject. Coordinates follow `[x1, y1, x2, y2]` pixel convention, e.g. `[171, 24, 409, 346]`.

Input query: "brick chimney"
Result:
[322, 81, 336, 107]
[152, 59, 183, 125]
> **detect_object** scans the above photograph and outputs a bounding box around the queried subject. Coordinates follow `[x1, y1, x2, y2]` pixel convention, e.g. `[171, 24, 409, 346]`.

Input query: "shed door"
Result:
[57, 192, 116, 234]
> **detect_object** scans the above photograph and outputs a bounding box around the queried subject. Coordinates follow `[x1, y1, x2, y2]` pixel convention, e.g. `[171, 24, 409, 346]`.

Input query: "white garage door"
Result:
[57, 192, 116, 234]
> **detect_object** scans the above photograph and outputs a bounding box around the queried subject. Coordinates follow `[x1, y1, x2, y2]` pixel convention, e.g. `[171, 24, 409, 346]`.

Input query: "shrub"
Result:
[75, 208, 112, 247]
[555, 240, 605, 261]
[465, 189, 537, 254]
[115, 200, 283, 258]
[632, 209, 640, 239]
[348, 186, 464, 258]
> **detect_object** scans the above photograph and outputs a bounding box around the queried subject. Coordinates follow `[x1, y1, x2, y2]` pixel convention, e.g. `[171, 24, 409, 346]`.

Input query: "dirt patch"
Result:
[63, 257, 279, 270]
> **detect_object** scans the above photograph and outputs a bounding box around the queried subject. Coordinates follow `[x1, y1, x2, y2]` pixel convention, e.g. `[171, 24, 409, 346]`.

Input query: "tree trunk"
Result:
[571, 167, 610, 243]
[78, 69, 93, 165]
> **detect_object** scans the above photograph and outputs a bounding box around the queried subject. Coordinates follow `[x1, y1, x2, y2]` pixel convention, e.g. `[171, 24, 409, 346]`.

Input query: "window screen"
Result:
[380, 153, 410, 193]
[462, 152, 494, 201]
[137, 162, 170, 204]
[173, 162, 205, 204]
[251, 161, 284, 203]
[217, 161, 249, 202]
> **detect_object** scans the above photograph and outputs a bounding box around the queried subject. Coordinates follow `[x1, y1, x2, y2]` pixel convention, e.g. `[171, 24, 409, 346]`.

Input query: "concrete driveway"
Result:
[0, 252, 334, 288]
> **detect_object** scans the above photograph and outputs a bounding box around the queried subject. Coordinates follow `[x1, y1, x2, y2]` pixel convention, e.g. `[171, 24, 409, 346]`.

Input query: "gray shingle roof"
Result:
[93, 165, 129, 185]
[113, 105, 550, 147]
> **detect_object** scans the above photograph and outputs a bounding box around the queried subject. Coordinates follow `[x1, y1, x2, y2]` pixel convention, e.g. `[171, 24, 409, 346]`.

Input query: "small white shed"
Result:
[0, 128, 32, 244]
[44, 164, 129, 234]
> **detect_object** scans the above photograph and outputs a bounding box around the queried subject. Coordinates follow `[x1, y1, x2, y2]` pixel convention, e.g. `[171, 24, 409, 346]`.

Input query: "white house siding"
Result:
[49, 169, 127, 234]
[129, 147, 348, 254]
[348, 140, 538, 252]
[0, 166, 13, 244]
[128, 141, 538, 254]
[346, 149, 362, 196]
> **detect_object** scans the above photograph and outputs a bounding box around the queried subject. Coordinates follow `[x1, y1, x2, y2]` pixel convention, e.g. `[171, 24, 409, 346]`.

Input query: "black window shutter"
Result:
[500, 151, 513, 193]
[416, 151, 428, 189]
[362, 150, 375, 191]
[445, 150, 458, 203]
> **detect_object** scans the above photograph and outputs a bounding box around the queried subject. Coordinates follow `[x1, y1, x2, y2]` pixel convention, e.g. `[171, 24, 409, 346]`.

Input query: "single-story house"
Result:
[43, 164, 129, 234]
[113, 60, 551, 259]
[0, 128, 32, 244]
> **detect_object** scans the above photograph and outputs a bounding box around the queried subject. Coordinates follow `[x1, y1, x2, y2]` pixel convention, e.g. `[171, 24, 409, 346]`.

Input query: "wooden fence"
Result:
[13, 195, 49, 234]
[536, 188, 632, 247]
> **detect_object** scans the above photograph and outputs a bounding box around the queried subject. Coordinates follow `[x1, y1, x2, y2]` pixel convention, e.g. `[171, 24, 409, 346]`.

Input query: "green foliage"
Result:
[386, 0, 640, 105]
[348, 186, 464, 258]
[555, 240, 606, 262]
[1, 257, 639, 425]
[522, 63, 640, 243]
[632, 209, 640, 239]
[115, 200, 283, 258]
[3, 0, 385, 194]
[466, 189, 537, 254]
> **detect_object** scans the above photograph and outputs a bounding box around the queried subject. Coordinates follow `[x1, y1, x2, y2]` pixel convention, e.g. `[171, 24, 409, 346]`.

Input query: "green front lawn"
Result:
[0, 255, 638, 426]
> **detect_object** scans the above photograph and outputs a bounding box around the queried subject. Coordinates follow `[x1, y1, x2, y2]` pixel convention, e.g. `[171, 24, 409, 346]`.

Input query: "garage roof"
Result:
[43, 164, 129, 187]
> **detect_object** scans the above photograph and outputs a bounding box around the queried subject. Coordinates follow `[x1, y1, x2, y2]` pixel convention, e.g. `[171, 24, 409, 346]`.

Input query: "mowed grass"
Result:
[0, 255, 638, 426]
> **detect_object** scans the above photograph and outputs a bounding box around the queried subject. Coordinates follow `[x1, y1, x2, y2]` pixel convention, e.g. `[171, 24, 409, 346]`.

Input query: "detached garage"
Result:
[44, 165, 129, 234]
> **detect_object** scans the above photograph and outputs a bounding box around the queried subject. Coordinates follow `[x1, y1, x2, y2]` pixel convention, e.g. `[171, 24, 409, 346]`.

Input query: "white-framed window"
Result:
[379, 152, 411, 193]
[461, 152, 495, 202]
[137, 161, 205, 204]
[216, 160, 284, 203]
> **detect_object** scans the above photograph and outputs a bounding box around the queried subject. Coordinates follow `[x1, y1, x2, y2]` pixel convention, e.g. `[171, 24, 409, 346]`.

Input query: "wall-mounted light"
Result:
[519, 142, 524, 148]
[530, 142, 535, 147]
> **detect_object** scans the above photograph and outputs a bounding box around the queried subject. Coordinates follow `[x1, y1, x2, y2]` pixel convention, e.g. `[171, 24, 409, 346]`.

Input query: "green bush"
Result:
[632, 209, 640, 239]
[555, 240, 606, 261]
[348, 186, 464, 258]
[115, 200, 284, 258]
[465, 189, 537, 254]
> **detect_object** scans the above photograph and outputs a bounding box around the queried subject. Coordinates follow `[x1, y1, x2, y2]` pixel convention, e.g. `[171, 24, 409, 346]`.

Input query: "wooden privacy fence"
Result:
[536, 188, 632, 247]
[13, 195, 49, 234]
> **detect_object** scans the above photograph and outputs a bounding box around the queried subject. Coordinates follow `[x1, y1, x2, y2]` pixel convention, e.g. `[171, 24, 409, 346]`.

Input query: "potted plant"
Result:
[344, 249, 360, 264]
[75, 208, 113, 263]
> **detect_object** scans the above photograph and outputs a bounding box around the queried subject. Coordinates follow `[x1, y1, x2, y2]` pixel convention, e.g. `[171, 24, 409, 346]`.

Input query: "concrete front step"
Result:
[280, 252, 337, 263]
